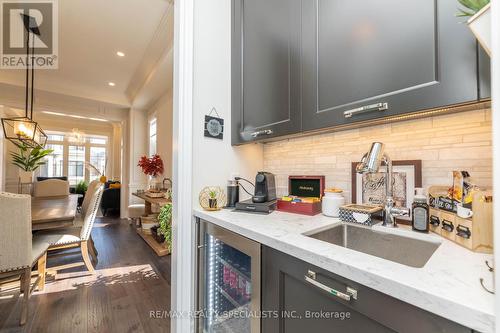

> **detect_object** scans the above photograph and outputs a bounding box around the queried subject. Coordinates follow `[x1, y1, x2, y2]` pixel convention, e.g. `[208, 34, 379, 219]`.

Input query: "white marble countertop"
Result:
[193, 208, 495, 332]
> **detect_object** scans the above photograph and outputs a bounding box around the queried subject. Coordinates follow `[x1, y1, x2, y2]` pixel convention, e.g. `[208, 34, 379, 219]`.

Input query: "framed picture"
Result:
[351, 160, 422, 221]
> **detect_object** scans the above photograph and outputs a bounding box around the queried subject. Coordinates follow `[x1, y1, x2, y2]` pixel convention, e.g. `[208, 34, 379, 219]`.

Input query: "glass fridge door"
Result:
[197, 220, 261, 333]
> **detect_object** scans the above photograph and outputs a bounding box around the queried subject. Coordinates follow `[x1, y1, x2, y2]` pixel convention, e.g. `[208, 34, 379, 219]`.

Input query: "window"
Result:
[149, 118, 157, 156]
[89, 147, 106, 181]
[89, 137, 106, 145]
[39, 131, 108, 185]
[39, 144, 63, 177]
[68, 145, 85, 185]
[47, 134, 64, 141]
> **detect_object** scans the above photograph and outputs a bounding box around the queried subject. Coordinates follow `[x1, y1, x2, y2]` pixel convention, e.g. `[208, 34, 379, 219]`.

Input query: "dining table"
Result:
[31, 194, 79, 231]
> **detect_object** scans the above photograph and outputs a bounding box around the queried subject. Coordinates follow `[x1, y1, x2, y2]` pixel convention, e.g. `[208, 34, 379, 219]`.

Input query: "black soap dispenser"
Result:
[412, 188, 429, 233]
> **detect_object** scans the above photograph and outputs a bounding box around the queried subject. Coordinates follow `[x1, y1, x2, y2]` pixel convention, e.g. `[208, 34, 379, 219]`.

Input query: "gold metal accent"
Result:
[242, 101, 491, 145]
[198, 186, 226, 211]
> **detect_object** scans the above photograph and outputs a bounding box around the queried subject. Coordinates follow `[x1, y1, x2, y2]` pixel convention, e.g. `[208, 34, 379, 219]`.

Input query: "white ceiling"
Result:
[0, 0, 173, 107]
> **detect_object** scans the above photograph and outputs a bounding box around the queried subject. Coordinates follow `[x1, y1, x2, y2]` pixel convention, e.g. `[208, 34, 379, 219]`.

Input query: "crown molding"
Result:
[126, 2, 174, 105]
[0, 83, 129, 122]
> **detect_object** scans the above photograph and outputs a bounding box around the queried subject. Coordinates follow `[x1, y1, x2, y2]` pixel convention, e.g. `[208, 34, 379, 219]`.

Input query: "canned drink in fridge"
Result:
[229, 269, 237, 289]
[244, 280, 251, 301]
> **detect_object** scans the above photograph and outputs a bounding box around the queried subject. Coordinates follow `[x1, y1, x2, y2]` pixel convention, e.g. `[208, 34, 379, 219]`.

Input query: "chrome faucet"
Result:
[356, 142, 410, 227]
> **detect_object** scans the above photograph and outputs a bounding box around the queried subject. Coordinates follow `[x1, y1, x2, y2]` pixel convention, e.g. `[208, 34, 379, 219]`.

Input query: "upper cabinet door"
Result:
[232, 0, 302, 145]
[478, 46, 491, 99]
[301, 0, 479, 131]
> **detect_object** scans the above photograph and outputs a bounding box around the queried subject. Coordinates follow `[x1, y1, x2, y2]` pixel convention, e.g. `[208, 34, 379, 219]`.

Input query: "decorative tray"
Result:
[145, 191, 166, 198]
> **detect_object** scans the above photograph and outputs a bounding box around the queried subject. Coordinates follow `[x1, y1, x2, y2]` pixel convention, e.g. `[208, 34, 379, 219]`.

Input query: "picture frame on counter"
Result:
[351, 160, 422, 221]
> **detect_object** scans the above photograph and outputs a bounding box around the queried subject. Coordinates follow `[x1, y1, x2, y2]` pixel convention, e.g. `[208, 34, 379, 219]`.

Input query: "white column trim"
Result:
[172, 0, 195, 332]
[491, 1, 500, 331]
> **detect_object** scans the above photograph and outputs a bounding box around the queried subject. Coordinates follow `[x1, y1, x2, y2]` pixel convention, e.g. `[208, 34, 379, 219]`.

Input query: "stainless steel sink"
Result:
[306, 223, 441, 268]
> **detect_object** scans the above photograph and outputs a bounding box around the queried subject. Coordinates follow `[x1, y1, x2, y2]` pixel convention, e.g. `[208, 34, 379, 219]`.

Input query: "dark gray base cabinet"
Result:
[261, 246, 472, 333]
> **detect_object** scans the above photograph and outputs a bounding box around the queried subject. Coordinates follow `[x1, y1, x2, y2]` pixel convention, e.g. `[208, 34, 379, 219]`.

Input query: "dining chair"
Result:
[33, 179, 70, 197]
[34, 185, 103, 274]
[0, 192, 49, 326]
[79, 179, 100, 216]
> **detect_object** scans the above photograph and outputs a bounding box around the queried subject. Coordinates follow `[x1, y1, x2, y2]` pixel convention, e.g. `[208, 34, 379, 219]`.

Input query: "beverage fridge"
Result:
[196, 219, 261, 333]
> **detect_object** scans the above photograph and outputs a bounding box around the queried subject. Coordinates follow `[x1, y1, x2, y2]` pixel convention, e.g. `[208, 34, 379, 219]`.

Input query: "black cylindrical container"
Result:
[226, 179, 239, 208]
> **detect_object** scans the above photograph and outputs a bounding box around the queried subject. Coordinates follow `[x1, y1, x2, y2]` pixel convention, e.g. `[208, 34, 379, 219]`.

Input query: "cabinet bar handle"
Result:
[251, 129, 273, 138]
[344, 102, 388, 118]
[305, 270, 357, 301]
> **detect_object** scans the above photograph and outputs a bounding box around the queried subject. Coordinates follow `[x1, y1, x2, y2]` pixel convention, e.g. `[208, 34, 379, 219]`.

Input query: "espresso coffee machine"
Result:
[252, 172, 276, 203]
[235, 172, 277, 214]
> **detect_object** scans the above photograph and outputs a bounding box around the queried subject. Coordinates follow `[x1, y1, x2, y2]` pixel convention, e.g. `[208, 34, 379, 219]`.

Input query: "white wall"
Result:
[191, 0, 263, 205]
[172, 0, 263, 332]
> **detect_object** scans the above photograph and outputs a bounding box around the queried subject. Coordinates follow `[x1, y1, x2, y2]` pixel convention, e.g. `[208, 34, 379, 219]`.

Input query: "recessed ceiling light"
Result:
[108, 82, 116, 86]
[116, 51, 125, 57]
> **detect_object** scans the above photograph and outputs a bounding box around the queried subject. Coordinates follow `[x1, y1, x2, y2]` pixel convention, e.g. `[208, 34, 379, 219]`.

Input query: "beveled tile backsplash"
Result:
[263, 103, 492, 202]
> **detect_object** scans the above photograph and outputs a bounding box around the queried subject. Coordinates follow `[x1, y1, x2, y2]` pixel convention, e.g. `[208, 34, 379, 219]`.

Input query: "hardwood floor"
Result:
[0, 217, 172, 333]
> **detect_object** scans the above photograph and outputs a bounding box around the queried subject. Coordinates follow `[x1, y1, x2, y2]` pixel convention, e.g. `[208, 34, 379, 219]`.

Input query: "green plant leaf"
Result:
[10, 146, 54, 171]
[456, 0, 489, 16]
[157, 203, 173, 251]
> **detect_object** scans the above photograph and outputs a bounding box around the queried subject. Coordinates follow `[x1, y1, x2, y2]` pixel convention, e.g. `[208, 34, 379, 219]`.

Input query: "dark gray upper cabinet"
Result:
[232, 0, 488, 144]
[262, 246, 472, 333]
[231, 0, 302, 145]
[478, 45, 491, 99]
[301, 0, 479, 131]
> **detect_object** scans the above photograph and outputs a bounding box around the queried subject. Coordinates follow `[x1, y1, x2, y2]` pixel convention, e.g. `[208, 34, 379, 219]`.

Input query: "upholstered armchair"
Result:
[33, 179, 70, 197]
[0, 193, 49, 325]
[100, 181, 121, 216]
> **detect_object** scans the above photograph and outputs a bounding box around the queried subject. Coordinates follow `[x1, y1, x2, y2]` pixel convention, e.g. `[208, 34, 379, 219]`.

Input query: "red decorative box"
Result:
[277, 176, 325, 216]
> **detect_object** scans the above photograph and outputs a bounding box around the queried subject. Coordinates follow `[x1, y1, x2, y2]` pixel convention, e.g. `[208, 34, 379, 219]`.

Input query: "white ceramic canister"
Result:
[322, 190, 345, 217]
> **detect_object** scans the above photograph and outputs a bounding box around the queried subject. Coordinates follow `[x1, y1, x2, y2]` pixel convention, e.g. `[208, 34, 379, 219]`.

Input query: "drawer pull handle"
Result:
[456, 225, 471, 239]
[429, 215, 440, 226]
[305, 270, 357, 301]
[344, 102, 388, 118]
[251, 129, 273, 138]
[441, 219, 454, 232]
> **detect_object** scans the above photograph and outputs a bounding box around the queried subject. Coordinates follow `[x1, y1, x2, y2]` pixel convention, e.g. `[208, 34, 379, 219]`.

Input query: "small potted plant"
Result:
[152, 203, 172, 252]
[75, 180, 88, 206]
[11, 143, 53, 183]
[208, 190, 218, 209]
[457, 0, 491, 56]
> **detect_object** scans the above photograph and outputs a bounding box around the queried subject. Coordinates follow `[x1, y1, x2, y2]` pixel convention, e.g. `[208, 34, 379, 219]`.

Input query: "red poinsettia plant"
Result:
[138, 154, 164, 177]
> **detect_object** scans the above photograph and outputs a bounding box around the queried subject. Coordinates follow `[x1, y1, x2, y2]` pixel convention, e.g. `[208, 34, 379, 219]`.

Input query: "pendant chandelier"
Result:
[68, 128, 86, 145]
[1, 14, 47, 148]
